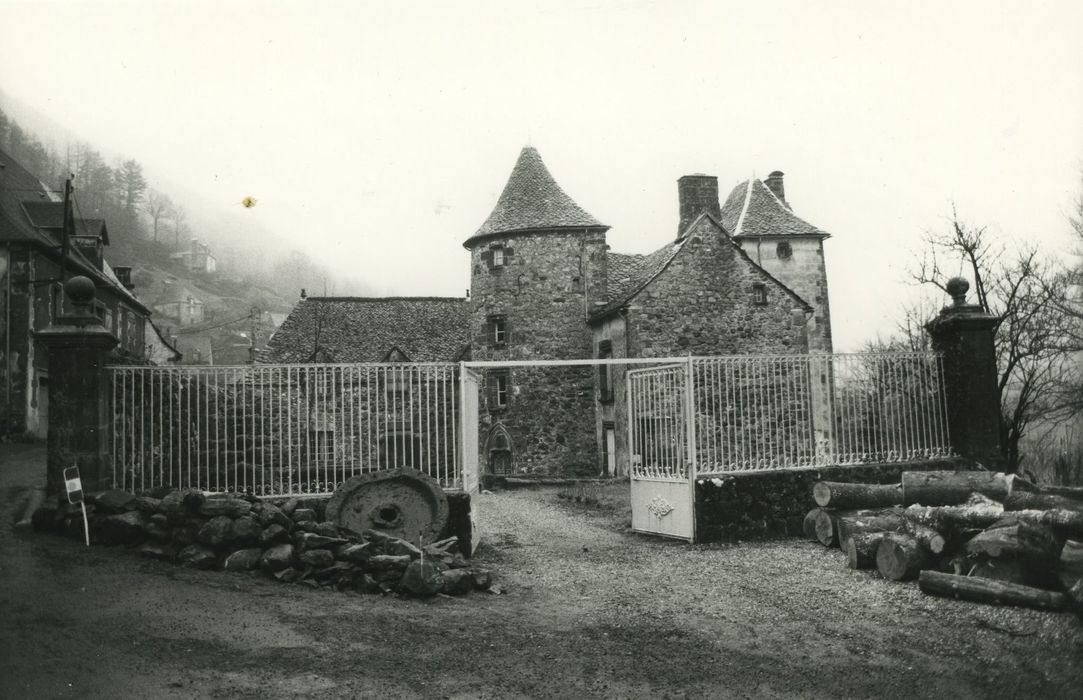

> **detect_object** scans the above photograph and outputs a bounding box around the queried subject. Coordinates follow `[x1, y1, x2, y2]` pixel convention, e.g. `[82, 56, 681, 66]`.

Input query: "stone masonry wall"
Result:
[469, 229, 606, 477]
[738, 236, 832, 352]
[626, 217, 809, 358]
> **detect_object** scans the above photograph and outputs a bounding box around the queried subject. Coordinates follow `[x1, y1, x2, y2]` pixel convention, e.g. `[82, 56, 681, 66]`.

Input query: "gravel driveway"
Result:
[2, 444, 1081, 699]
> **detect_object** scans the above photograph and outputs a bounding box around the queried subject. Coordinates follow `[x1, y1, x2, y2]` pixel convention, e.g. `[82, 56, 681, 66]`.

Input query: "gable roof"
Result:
[262, 297, 471, 364]
[0, 146, 149, 314]
[21, 200, 111, 244]
[720, 177, 829, 239]
[592, 213, 813, 322]
[594, 243, 687, 319]
[465, 146, 607, 247]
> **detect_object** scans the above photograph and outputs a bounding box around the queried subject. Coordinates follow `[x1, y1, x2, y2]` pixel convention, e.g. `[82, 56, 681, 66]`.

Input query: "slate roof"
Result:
[593, 241, 688, 319]
[720, 177, 829, 239]
[21, 200, 110, 243]
[466, 146, 607, 246]
[0, 146, 147, 312]
[261, 297, 471, 364]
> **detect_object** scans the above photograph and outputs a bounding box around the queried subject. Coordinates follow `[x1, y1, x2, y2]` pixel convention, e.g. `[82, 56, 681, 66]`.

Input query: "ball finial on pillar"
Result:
[945, 277, 970, 307]
[64, 275, 97, 313]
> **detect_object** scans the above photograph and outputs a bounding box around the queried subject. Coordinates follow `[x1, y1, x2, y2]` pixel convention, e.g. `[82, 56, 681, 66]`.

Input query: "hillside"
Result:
[0, 91, 374, 364]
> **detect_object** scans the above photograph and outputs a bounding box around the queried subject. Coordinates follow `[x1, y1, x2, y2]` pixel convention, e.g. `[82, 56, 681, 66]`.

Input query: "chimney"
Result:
[765, 171, 786, 204]
[677, 174, 721, 237]
[114, 266, 134, 290]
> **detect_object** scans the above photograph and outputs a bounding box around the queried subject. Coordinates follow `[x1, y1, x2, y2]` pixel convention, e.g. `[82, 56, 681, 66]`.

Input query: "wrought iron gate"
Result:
[627, 362, 695, 541]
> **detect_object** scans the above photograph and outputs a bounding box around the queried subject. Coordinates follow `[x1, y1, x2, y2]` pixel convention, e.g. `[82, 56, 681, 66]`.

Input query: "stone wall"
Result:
[469, 229, 606, 477]
[625, 217, 809, 358]
[737, 236, 832, 351]
[31, 487, 485, 596]
[693, 457, 976, 541]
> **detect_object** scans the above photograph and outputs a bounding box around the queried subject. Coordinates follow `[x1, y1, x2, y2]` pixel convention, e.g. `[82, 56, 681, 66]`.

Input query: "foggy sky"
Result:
[2, 0, 1082, 350]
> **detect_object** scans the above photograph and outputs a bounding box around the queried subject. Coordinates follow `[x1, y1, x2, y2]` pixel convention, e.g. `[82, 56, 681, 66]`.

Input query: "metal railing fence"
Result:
[109, 363, 462, 496]
[692, 352, 952, 473]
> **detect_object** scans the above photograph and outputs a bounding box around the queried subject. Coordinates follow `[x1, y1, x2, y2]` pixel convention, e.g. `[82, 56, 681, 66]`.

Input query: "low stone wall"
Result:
[694, 458, 977, 542]
[32, 488, 492, 597]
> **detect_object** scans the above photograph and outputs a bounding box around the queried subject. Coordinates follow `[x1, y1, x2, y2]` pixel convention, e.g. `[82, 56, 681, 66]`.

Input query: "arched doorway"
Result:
[485, 424, 513, 477]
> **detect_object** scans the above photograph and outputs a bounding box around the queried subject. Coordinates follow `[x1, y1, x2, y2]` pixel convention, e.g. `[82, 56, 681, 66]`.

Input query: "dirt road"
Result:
[2, 444, 1081, 698]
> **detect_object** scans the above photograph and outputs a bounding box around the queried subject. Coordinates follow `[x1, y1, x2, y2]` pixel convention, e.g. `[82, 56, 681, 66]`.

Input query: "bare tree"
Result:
[911, 206, 1074, 473]
[172, 205, 189, 250]
[146, 190, 173, 243]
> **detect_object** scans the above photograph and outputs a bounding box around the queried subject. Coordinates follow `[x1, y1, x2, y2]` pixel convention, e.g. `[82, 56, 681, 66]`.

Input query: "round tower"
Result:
[464, 146, 609, 478]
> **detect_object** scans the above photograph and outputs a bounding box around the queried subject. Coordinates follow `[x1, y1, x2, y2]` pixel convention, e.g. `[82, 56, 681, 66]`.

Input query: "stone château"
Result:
[264, 146, 833, 478]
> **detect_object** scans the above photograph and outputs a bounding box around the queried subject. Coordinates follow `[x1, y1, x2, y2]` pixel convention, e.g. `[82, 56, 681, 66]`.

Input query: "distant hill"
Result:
[0, 89, 375, 363]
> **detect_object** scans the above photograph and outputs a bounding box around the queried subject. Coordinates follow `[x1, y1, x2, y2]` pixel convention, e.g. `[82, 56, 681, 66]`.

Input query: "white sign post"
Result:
[64, 466, 89, 547]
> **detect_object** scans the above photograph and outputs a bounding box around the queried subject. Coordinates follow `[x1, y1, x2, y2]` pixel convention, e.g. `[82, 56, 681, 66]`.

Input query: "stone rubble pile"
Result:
[32, 488, 498, 597]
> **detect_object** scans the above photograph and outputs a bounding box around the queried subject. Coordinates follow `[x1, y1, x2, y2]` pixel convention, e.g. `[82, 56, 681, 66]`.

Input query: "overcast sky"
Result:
[2, 0, 1082, 350]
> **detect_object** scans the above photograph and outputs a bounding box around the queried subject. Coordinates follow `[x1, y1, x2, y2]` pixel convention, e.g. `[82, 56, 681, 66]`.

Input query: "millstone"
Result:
[324, 468, 448, 544]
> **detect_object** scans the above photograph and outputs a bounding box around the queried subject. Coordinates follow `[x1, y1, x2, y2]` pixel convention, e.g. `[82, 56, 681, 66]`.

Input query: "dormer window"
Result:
[752, 283, 768, 305]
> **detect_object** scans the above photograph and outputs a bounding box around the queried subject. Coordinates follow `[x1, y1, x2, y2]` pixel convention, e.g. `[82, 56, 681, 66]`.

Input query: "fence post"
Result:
[808, 353, 835, 464]
[37, 276, 119, 497]
[925, 277, 1004, 469]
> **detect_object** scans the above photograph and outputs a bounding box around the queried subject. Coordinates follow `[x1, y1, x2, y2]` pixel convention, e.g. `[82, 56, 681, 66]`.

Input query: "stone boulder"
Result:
[230, 517, 262, 548]
[257, 503, 292, 530]
[197, 516, 234, 548]
[260, 524, 289, 546]
[260, 544, 296, 572]
[441, 568, 475, 595]
[89, 489, 136, 514]
[299, 549, 335, 568]
[178, 544, 217, 570]
[199, 495, 252, 518]
[400, 560, 444, 597]
[99, 511, 148, 545]
[223, 548, 264, 572]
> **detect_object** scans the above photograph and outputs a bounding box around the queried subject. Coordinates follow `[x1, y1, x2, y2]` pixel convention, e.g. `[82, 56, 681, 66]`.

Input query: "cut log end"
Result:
[847, 532, 886, 570]
[876, 533, 931, 581]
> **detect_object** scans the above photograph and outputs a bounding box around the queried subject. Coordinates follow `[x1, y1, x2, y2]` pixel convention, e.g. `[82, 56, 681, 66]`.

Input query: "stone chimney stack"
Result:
[765, 171, 786, 204]
[677, 174, 721, 238]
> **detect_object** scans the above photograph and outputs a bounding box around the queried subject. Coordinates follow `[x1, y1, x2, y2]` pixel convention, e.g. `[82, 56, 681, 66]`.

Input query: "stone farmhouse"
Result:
[263, 146, 833, 479]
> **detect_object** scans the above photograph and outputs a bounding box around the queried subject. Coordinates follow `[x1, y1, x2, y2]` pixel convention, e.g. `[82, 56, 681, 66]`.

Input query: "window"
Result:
[753, 283, 767, 305]
[487, 314, 507, 346]
[492, 247, 505, 267]
[489, 370, 509, 410]
[776, 241, 792, 259]
[597, 340, 613, 402]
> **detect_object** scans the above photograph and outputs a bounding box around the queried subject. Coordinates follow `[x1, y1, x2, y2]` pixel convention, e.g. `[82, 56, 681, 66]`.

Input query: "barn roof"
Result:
[261, 297, 470, 364]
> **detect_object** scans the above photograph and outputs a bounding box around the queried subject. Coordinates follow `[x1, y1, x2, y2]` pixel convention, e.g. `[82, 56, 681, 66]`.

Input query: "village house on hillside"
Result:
[0, 146, 179, 438]
[262, 146, 833, 479]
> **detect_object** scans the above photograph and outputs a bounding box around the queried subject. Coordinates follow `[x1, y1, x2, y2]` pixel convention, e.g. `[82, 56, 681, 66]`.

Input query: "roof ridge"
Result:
[733, 177, 754, 237]
[305, 296, 468, 303]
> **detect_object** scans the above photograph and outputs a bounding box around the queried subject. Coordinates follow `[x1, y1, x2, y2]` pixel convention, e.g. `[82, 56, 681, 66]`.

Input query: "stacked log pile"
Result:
[31, 488, 498, 598]
[806, 471, 1083, 614]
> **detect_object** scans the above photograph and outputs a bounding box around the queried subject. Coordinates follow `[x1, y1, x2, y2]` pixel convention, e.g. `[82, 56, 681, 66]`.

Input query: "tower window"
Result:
[776, 241, 793, 259]
[492, 247, 505, 267]
[752, 283, 767, 305]
[489, 370, 509, 410]
[487, 315, 507, 346]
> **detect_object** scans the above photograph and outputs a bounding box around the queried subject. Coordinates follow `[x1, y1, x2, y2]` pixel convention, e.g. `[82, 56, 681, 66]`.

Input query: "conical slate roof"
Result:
[465, 146, 607, 246]
[719, 178, 829, 239]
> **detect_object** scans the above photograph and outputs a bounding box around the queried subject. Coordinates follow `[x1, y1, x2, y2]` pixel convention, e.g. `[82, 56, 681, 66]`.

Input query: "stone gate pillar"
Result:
[37, 276, 118, 496]
[925, 277, 1004, 469]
